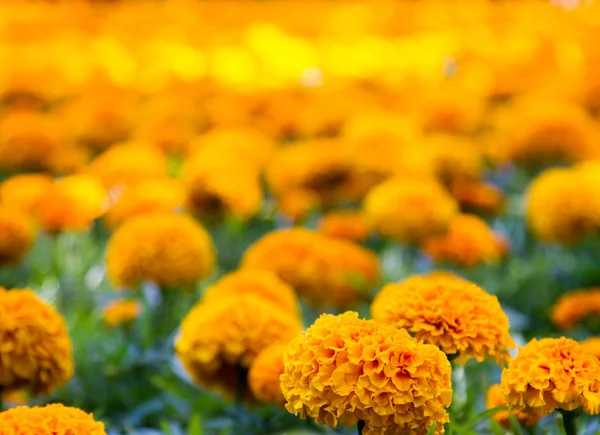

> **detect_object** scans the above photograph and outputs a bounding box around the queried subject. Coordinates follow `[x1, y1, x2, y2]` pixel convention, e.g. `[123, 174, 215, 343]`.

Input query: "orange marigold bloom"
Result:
[2, 389, 28, 407]
[203, 269, 299, 315]
[487, 384, 538, 428]
[581, 337, 600, 360]
[501, 337, 600, 417]
[35, 175, 108, 233]
[248, 343, 287, 406]
[364, 176, 458, 244]
[319, 210, 371, 242]
[416, 88, 484, 136]
[277, 189, 320, 223]
[371, 274, 514, 364]
[281, 311, 452, 435]
[426, 135, 483, 184]
[175, 295, 301, 400]
[104, 178, 185, 228]
[0, 288, 73, 395]
[103, 299, 142, 328]
[86, 142, 168, 189]
[0, 206, 35, 266]
[106, 213, 215, 289]
[551, 289, 600, 330]
[449, 179, 504, 217]
[422, 214, 507, 268]
[0, 404, 105, 434]
[242, 228, 380, 308]
[0, 174, 52, 215]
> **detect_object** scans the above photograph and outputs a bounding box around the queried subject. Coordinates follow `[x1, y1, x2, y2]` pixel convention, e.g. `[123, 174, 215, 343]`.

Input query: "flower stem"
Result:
[357, 420, 366, 434]
[559, 409, 577, 435]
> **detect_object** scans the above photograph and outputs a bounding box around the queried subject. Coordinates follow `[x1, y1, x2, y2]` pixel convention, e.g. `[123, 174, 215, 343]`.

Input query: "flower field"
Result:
[1, 0, 600, 434]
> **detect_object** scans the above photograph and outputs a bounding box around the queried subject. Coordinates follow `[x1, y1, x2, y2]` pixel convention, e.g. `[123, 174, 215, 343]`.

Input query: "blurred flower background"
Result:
[0, 0, 600, 434]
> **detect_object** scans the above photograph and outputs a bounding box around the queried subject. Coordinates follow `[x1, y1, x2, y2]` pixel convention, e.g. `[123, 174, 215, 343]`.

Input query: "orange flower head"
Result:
[426, 135, 483, 184]
[487, 384, 539, 428]
[581, 337, 600, 360]
[248, 343, 288, 406]
[501, 337, 600, 417]
[277, 189, 321, 223]
[551, 289, 600, 330]
[281, 311, 452, 434]
[371, 274, 514, 364]
[0, 288, 73, 395]
[319, 210, 371, 242]
[450, 179, 504, 217]
[103, 299, 142, 328]
[0, 206, 35, 266]
[0, 404, 105, 434]
[0, 174, 52, 215]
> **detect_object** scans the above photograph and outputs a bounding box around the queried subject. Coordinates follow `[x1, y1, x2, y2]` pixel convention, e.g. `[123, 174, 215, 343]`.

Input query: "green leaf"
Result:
[427, 422, 437, 435]
[508, 414, 524, 435]
[490, 419, 505, 435]
[161, 421, 176, 435]
[188, 414, 203, 435]
[462, 406, 508, 431]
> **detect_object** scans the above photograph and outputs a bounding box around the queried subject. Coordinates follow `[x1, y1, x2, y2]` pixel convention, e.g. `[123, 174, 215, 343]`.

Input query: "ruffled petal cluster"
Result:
[501, 337, 600, 417]
[487, 384, 539, 428]
[0, 404, 106, 434]
[248, 343, 288, 406]
[281, 312, 452, 435]
[106, 212, 215, 289]
[318, 210, 371, 242]
[242, 228, 380, 308]
[551, 289, 600, 330]
[371, 274, 514, 364]
[0, 288, 73, 395]
[0, 206, 35, 266]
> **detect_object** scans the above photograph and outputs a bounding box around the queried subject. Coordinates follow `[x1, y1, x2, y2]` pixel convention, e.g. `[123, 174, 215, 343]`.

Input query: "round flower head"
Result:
[0, 174, 52, 215]
[86, 142, 168, 189]
[426, 135, 483, 184]
[364, 176, 458, 244]
[103, 299, 142, 328]
[104, 178, 185, 228]
[106, 212, 215, 289]
[501, 337, 600, 417]
[525, 166, 600, 244]
[318, 210, 371, 242]
[203, 269, 299, 315]
[371, 274, 514, 364]
[0, 403, 105, 434]
[175, 295, 302, 400]
[416, 88, 484, 135]
[581, 337, 600, 360]
[0, 206, 35, 266]
[551, 289, 600, 330]
[277, 189, 320, 223]
[422, 214, 507, 268]
[281, 312, 452, 434]
[248, 343, 288, 406]
[487, 384, 539, 429]
[449, 179, 504, 217]
[35, 175, 108, 233]
[242, 228, 380, 308]
[0, 288, 73, 395]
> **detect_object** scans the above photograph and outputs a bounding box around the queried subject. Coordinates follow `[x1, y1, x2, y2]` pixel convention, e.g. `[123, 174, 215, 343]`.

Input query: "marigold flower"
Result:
[2, 389, 28, 407]
[203, 269, 299, 315]
[318, 210, 371, 242]
[35, 175, 108, 233]
[86, 142, 168, 189]
[487, 384, 538, 428]
[0, 207, 35, 266]
[422, 214, 507, 268]
[248, 343, 287, 406]
[551, 289, 600, 330]
[426, 135, 483, 184]
[104, 178, 185, 228]
[581, 337, 600, 360]
[0, 174, 52, 215]
[277, 189, 320, 223]
[371, 274, 514, 364]
[175, 295, 302, 400]
[501, 337, 600, 417]
[103, 299, 142, 328]
[417, 88, 484, 135]
[0, 404, 106, 434]
[364, 176, 458, 244]
[106, 212, 215, 289]
[449, 179, 504, 217]
[281, 311, 452, 435]
[0, 288, 73, 395]
[242, 228, 380, 308]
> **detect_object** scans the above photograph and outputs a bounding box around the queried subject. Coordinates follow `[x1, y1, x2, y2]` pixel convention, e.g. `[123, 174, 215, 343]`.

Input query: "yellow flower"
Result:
[551, 289, 600, 330]
[0, 206, 35, 266]
[422, 214, 507, 268]
[103, 299, 142, 328]
[0, 288, 73, 395]
[35, 175, 108, 233]
[487, 384, 538, 429]
[242, 228, 380, 308]
[203, 269, 299, 315]
[525, 166, 600, 244]
[86, 142, 168, 189]
[281, 311, 452, 435]
[501, 337, 600, 418]
[449, 179, 504, 217]
[416, 88, 484, 136]
[175, 295, 302, 400]
[364, 176, 458, 244]
[248, 343, 288, 406]
[426, 135, 483, 184]
[0, 174, 52, 215]
[319, 210, 371, 242]
[0, 403, 106, 434]
[581, 337, 600, 360]
[106, 213, 215, 289]
[371, 274, 514, 364]
[104, 178, 185, 228]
